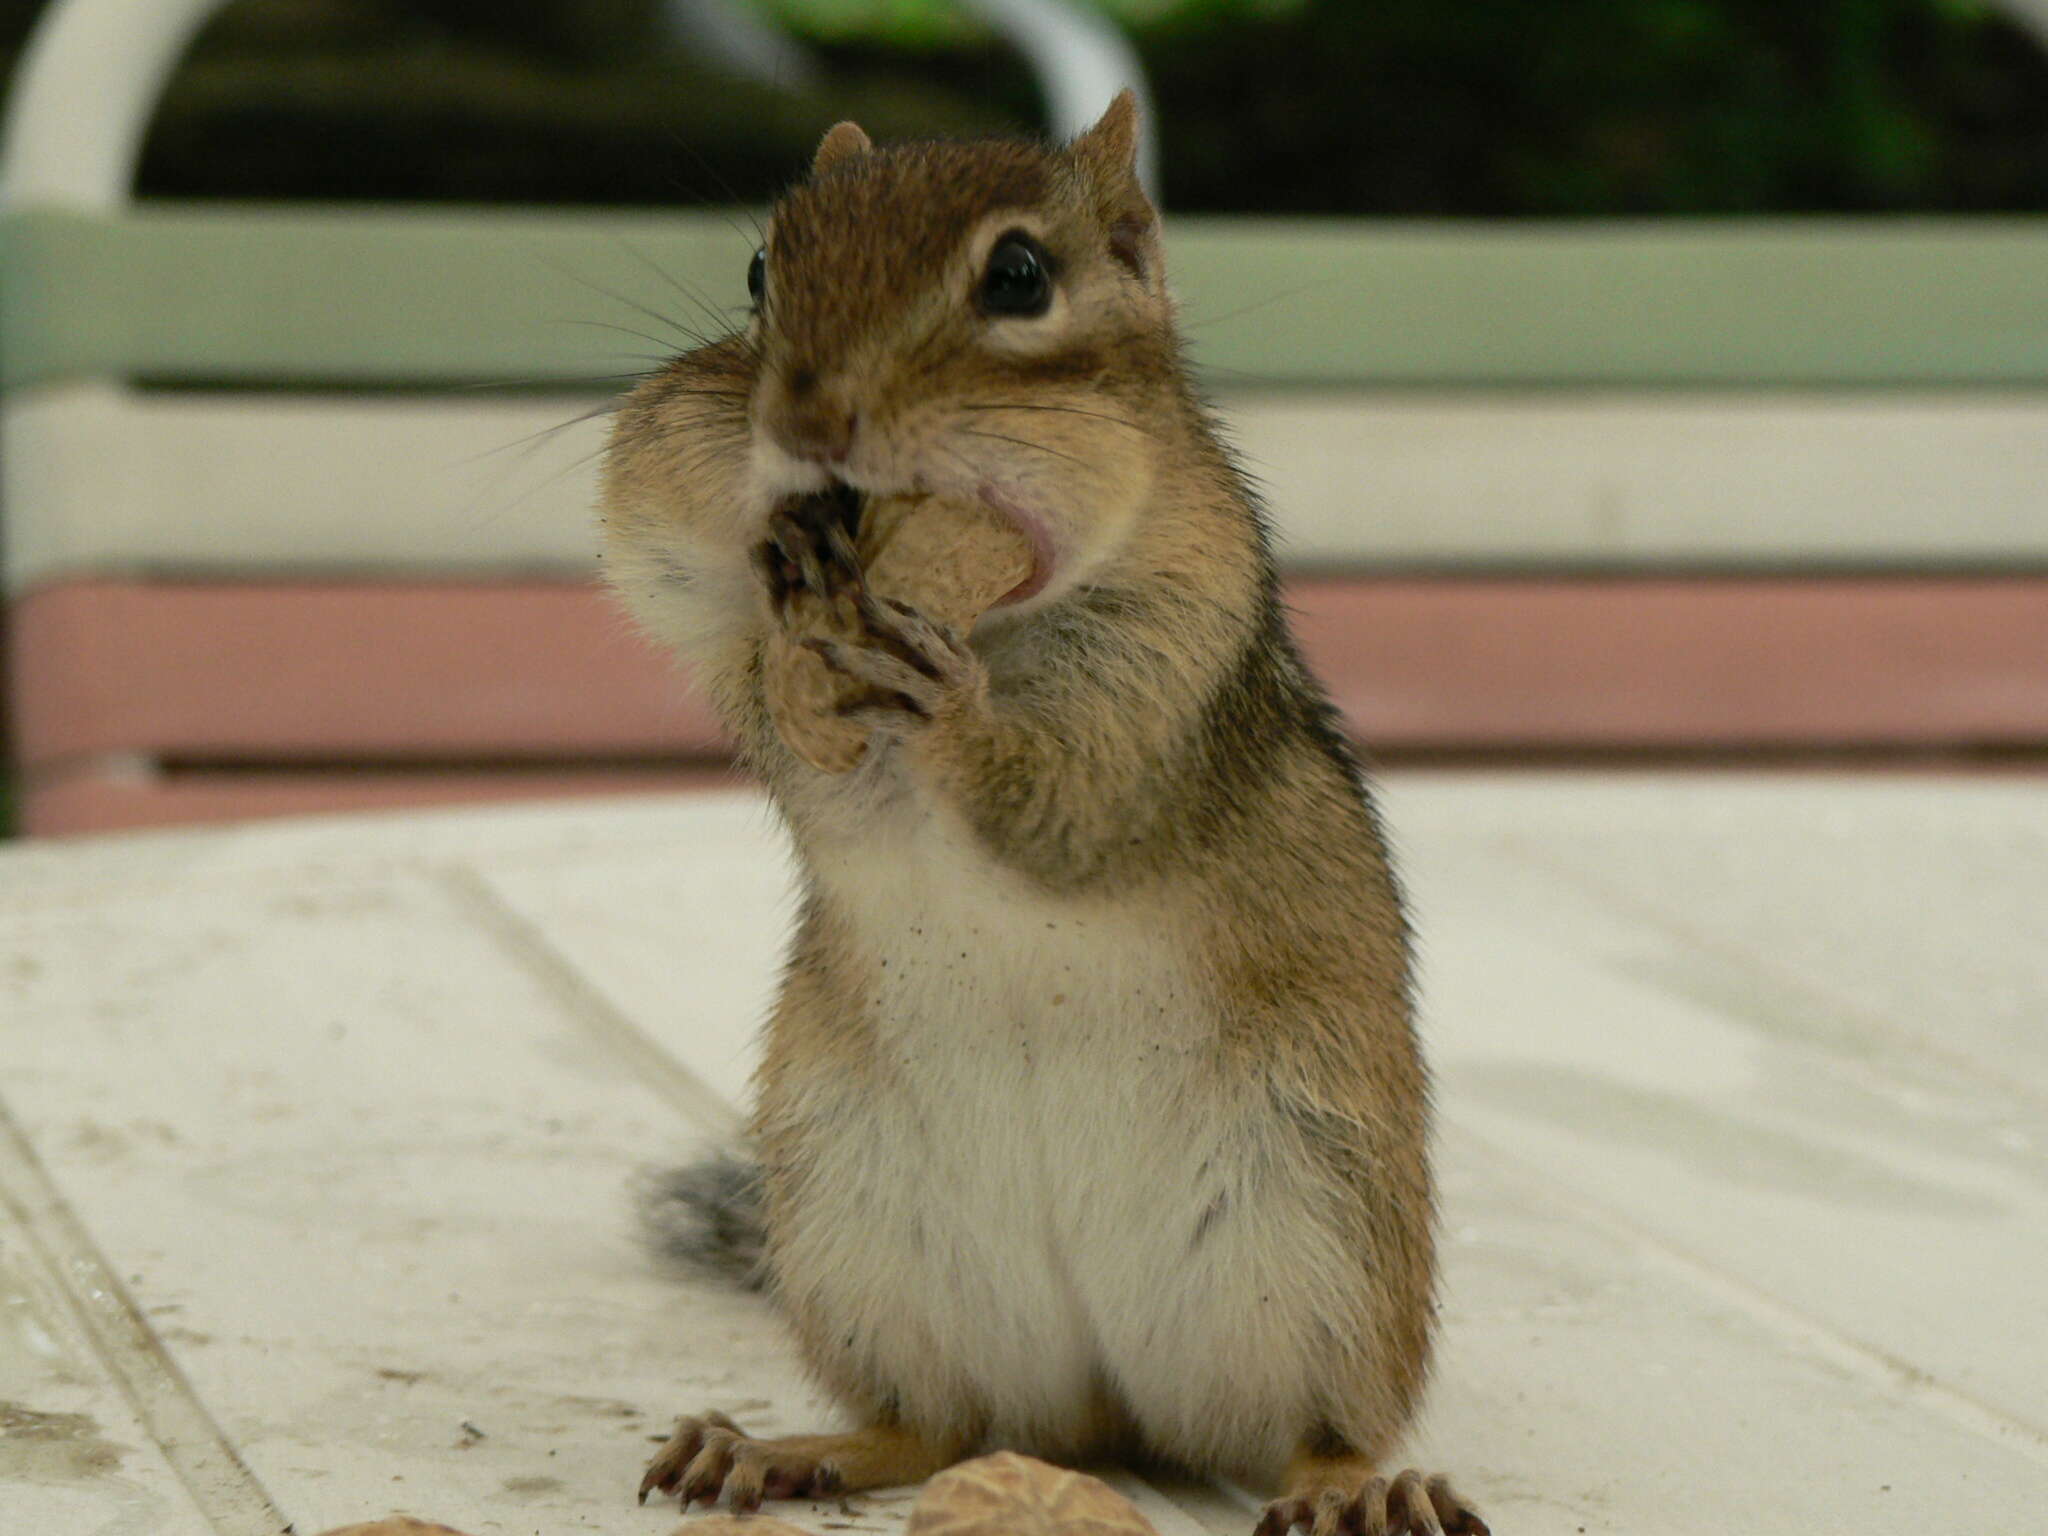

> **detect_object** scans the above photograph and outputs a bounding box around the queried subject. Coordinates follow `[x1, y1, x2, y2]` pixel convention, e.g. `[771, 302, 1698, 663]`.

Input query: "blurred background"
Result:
[9, 0, 2048, 213]
[3, 0, 2046, 836]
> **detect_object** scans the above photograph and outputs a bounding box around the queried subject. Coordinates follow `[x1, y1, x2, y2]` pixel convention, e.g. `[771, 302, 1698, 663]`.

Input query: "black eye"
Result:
[747, 246, 766, 306]
[979, 232, 1052, 318]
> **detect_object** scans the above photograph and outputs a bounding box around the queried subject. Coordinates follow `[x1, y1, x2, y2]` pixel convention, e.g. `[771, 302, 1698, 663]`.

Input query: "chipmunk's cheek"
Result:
[977, 482, 1058, 605]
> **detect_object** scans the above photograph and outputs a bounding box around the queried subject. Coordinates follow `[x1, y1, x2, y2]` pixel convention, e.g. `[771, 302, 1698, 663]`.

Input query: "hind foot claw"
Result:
[639, 1412, 843, 1513]
[1257, 1469, 1488, 1536]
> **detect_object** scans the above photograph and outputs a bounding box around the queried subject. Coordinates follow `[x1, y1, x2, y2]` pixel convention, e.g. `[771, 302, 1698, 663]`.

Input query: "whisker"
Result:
[959, 400, 1154, 438]
[1180, 279, 1336, 332]
[456, 439, 617, 532]
[959, 429, 1089, 468]
[445, 393, 630, 533]
[1187, 361, 1296, 387]
[939, 442, 987, 483]
[457, 398, 621, 467]
[527, 249, 712, 355]
[655, 133, 769, 247]
[612, 236, 745, 343]
[453, 373, 644, 394]
[560, 316, 712, 357]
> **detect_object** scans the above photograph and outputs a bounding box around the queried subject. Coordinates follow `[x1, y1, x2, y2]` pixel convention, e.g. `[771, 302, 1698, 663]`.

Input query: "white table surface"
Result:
[1, 773, 2043, 1536]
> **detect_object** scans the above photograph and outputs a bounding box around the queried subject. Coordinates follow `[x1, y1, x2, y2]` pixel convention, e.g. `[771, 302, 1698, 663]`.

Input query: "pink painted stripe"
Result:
[1290, 577, 2048, 747]
[12, 580, 724, 767]
[12, 576, 2048, 777]
[22, 766, 741, 839]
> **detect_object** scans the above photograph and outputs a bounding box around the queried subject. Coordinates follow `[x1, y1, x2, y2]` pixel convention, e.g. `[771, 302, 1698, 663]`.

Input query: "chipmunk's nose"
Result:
[768, 364, 858, 465]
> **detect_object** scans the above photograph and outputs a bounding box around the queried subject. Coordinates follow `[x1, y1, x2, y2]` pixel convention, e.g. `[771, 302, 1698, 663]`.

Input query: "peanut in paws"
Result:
[763, 490, 1031, 772]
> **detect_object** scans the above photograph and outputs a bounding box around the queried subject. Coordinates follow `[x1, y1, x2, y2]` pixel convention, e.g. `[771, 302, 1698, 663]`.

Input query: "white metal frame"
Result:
[0, 0, 220, 212]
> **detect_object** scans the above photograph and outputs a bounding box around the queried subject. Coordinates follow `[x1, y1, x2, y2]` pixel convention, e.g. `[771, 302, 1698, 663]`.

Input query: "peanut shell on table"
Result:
[906, 1451, 1160, 1536]
[767, 491, 1032, 774]
[310, 1520, 477, 1536]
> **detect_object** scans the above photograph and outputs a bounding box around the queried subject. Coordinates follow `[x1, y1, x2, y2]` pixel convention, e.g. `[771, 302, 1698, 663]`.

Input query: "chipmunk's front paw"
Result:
[808, 593, 988, 737]
[757, 496, 863, 638]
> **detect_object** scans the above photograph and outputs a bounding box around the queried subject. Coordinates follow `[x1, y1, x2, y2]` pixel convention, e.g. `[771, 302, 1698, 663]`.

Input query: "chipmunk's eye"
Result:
[979, 232, 1052, 318]
[747, 246, 766, 307]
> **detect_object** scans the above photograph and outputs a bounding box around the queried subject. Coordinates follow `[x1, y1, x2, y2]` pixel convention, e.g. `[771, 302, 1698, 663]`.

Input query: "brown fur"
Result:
[600, 92, 1477, 1533]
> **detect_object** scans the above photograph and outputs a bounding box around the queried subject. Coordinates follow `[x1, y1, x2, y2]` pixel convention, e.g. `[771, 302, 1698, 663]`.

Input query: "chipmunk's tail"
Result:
[635, 1150, 768, 1291]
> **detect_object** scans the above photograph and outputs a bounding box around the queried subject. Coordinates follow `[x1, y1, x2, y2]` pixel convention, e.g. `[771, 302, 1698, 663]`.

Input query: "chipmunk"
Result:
[598, 93, 1487, 1536]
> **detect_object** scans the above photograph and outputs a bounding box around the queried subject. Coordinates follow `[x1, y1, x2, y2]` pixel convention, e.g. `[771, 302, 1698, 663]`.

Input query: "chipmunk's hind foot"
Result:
[638, 1410, 958, 1512]
[1257, 1454, 1488, 1536]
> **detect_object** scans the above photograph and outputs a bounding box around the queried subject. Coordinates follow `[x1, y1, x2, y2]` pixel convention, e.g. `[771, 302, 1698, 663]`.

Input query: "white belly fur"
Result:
[772, 792, 1359, 1481]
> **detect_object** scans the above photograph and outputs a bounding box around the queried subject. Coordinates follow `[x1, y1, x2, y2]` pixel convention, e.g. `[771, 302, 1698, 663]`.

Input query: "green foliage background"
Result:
[1139, 0, 2048, 213]
[0, 0, 2044, 212]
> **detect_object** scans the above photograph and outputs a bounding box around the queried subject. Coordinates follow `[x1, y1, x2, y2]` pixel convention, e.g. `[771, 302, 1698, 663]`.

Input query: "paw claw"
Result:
[1424, 1475, 1487, 1536]
[855, 591, 961, 672]
[679, 1437, 733, 1506]
[768, 510, 809, 573]
[1266, 1469, 1481, 1536]
[834, 701, 928, 737]
[1389, 1469, 1442, 1534]
[637, 1409, 848, 1512]
[1352, 1476, 1389, 1535]
[760, 503, 987, 749]
[761, 499, 865, 624]
[725, 1460, 766, 1514]
[752, 541, 792, 613]
[819, 512, 861, 576]
[1311, 1487, 1354, 1536]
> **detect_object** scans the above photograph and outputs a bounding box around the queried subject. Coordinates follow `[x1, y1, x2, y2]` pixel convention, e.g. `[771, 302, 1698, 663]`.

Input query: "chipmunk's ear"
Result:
[812, 121, 873, 176]
[1069, 90, 1160, 284]
[1069, 90, 1142, 183]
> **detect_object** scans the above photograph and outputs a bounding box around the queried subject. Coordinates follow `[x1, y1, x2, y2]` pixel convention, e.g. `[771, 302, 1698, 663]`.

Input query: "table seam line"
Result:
[0, 1093, 293, 1536]
[431, 860, 744, 1141]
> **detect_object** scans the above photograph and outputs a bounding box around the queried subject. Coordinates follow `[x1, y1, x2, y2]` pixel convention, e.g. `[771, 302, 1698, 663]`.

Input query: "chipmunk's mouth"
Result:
[970, 481, 1055, 606]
